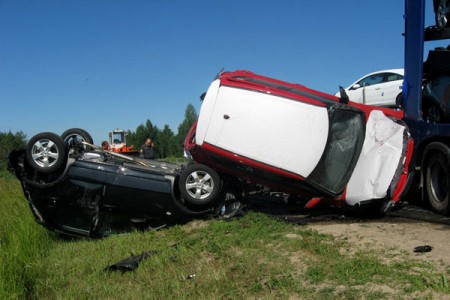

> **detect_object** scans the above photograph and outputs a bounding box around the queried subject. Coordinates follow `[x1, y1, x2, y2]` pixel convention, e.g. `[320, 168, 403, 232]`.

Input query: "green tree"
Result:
[127, 104, 198, 159]
[176, 104, 198, 153]
[157, 125, 177, 158]
[0, 131, 27, 175]
[130, 124, 148, 149]
[128, 120, 162, 157]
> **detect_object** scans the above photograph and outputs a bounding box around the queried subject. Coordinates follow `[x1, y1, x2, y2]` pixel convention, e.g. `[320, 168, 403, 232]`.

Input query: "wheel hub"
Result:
[186, 171, 214, 200]
[32, 140, 58, 168]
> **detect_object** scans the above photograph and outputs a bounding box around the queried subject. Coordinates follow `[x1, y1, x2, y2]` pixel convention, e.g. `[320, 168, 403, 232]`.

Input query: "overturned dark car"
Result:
[8, 129, 239, 237]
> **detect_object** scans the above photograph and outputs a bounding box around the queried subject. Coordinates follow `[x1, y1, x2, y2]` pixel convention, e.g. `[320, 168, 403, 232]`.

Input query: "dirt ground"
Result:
[250, 197, 450, 266]
[307, 219, 450, 266]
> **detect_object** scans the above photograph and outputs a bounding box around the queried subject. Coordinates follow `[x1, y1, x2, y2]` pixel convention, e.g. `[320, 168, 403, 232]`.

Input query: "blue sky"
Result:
[0, 0, 438, 144]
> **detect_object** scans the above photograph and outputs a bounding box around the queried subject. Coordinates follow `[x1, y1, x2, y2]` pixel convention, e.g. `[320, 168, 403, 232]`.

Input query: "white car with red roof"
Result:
[181, 70, 413, 213]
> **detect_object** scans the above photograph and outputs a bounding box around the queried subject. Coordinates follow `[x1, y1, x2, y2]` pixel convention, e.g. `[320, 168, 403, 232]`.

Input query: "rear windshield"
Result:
[306, 105, 365, 195]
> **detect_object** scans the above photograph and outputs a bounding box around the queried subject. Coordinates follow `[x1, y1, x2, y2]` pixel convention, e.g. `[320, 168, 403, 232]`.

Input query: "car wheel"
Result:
[179, 164, 221, 206]
[424, 143, 450, 215]
[61, 128, 94, 155]
[395, 93, 403, 108]
[26, 132, 66, 173]
[435, 0, 450, 28]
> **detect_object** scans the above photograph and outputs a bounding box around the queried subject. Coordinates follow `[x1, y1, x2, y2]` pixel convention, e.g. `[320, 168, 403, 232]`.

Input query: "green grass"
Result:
[0, 178, 54, 299]
[160, 156, 189, 164]
[1, 177, 450, 299]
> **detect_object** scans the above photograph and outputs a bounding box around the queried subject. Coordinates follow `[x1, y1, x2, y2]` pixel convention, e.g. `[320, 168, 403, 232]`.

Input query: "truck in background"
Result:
[108, 129, 140, 156]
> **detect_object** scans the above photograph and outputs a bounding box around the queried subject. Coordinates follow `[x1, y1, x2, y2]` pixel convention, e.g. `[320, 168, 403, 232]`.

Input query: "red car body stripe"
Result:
[201, 142, 306, 181]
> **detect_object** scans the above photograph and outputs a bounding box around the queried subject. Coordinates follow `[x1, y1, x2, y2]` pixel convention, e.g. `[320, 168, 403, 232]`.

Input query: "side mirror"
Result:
[351, 84, 361, 90]
[339, 86, 349, 104]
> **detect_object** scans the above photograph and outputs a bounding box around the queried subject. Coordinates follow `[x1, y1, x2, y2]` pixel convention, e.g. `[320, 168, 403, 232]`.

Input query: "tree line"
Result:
[0, 131, 27, 176]
[0, 104, 198, 174]
[126, 104, 198, 158]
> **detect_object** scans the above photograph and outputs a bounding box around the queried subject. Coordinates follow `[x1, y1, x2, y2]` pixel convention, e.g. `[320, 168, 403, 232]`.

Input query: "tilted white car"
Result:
[183, 70, 413, 214]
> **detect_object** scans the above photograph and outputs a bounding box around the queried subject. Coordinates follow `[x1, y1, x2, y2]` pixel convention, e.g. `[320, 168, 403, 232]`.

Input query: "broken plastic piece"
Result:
[105, 250, 159, 272]
[413, 245, 433, 253]
[304, 197, 322, 209]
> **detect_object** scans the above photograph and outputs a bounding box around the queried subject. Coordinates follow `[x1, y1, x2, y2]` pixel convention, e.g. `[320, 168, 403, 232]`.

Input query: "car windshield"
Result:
[306, 105, 366, 195]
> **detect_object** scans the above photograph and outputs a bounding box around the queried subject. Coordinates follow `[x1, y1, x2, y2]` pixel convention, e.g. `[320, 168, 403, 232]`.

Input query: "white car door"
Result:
[361, 83, 384, 106]
[347, 73, 385, 105]
[380, 73, 403, 106]
[345, 86, 364, 103]
[345, 110, 407, 204]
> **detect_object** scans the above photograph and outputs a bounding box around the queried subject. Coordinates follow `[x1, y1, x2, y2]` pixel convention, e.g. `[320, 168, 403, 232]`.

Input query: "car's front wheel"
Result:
[179, 164, 221, 206]
[26, 132, 66, 173]
[424, 142, 450, 215]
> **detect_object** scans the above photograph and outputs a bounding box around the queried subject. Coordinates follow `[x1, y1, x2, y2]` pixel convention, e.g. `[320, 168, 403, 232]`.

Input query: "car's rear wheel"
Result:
[26, 132, 66, 173]
[395, 93, 403, 108]
[424, 143, 450, 215]
[179, 164, 221, 206]
[61, 128, 94, 156]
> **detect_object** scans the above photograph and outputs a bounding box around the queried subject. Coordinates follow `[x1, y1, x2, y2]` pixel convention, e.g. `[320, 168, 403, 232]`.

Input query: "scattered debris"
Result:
[215, 199, 246, 221]
[105, 250, 160, 272]
[413, 245, 433, 253]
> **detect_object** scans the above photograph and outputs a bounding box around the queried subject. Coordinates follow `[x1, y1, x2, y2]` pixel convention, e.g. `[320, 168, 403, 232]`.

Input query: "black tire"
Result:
[26, 132, 66, 173]
[179, 164, 221, 206]
[61, 128, 94, 155]
[395, 93, 403, 108]
[424, 143, 450, 215]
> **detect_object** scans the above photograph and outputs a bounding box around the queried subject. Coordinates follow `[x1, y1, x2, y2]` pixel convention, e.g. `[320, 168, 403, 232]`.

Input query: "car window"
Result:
[357, 74, 384, 86]
[306, 105, 365, 195]
[385, 73, 404, 82]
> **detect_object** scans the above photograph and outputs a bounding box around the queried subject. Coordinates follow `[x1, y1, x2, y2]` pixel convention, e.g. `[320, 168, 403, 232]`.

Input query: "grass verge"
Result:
[0, 178, 54, 299]
[1, 178, 450, 299]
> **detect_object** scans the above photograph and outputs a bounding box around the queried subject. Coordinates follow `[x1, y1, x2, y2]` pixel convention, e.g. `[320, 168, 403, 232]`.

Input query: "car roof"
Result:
[353, 69, 404, 81]
[362, 68, 404, 76]
[219, 70, 339, 107]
